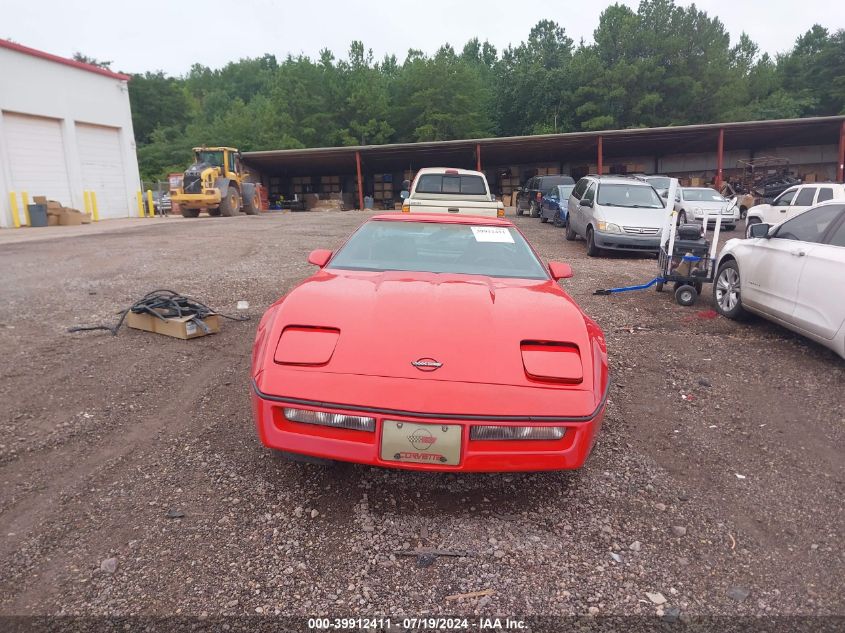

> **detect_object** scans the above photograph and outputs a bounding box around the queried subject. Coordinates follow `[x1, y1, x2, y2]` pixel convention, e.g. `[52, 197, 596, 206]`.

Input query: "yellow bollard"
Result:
[83, 191, 91, 215]
[90, 191, 99, 221]
[146, 190, 154, 217]
[136, 191, 144, 217]
[8, 192, 21, 228]
[21, 191, 30, 226]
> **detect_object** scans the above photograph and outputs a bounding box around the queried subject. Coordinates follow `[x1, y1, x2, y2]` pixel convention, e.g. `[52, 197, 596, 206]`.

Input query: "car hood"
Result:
[255, 269, 598, 390]
[598, 205, 667, 229]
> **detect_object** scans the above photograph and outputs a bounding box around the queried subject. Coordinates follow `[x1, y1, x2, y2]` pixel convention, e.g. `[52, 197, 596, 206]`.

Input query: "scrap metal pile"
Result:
[728, 156, 801, 201]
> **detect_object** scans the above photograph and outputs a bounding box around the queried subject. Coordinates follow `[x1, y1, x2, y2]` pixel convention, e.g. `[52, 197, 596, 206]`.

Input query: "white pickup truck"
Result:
[400, 167, 504, 218]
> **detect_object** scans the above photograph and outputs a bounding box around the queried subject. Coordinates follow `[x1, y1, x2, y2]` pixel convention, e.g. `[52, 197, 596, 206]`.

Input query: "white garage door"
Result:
[76, 123, 129, 219]
[4, 112, 72, 206]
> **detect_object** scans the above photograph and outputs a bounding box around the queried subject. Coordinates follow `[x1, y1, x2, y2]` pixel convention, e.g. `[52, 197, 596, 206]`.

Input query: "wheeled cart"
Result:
[595, 184, 724, 306]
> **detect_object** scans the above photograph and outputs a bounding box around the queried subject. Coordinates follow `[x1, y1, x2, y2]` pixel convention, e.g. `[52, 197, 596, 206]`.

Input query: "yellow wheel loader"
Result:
[170, 147, 261, 218]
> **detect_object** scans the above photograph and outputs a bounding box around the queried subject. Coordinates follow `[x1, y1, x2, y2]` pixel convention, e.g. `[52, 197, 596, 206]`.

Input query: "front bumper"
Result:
[171, 192, 222, 208]
[593, 231, 661, 252]
[251, 384, 605, 472]
[693, 213, 739, 226]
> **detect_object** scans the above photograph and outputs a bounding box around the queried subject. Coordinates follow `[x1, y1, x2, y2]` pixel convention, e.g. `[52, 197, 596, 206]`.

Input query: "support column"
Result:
[597, 136, 603, 175]
[715, 128, 725, 188]
[355, 151, 364, 210]
[476, 143, 482, 172]
[838, 120, 845, 183]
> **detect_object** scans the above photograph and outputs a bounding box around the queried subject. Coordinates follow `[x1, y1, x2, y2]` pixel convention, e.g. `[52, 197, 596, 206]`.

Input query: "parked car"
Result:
[565, 176, 668, 256]
[746, 183, 845, 235]
[714, 201, 845, 359]
[539, 184, 576, 226]
[251, 213, 609, 471]
[401, 167, 504, 217]
[516, 175, 575, 217]
[674, 187, 739, 230]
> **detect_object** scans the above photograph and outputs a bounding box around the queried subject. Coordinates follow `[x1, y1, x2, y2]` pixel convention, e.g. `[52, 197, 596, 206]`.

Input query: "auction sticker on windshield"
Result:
[471, 226, 514, 243]
[380, 421, 462, 465]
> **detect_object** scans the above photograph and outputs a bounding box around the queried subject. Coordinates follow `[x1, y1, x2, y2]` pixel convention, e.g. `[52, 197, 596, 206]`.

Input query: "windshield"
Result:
[683, 188, 726, 202]
[556, 185, 575, 199]
[196, 150, 224, 167]
[540, 176, 574, 188]
[416, 174, 487, 195]
[328, 221, 548, 280]
[646, 177, 671, 190]
[597, 184, 664, 209]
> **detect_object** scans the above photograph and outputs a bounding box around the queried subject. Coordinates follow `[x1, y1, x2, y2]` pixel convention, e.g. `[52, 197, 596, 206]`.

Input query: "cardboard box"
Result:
[126, 310, 220, 340]
[59, 210, 85, 226]
[34, 195, 48, 204]
[803, 172, 817, 183]
[48, 214, 59, 226]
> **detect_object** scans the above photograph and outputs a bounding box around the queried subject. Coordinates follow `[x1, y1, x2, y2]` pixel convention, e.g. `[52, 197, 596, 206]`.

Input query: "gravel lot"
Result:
[0, 210, 842, 622]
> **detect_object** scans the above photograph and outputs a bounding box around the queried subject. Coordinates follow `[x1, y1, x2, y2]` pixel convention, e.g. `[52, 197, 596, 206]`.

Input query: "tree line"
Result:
[126, 0, 845, 181]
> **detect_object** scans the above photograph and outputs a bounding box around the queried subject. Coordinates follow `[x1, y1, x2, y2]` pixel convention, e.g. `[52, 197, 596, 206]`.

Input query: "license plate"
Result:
[380, 420, 462, 466]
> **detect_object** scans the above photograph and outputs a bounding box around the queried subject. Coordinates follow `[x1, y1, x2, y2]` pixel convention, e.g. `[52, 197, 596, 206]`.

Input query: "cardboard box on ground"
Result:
[126, 310, 220, 340]
[33, 196, 92, 226]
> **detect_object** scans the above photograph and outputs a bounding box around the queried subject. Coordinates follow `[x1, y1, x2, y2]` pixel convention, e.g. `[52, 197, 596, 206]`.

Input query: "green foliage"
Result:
[128, 3, 845, 180]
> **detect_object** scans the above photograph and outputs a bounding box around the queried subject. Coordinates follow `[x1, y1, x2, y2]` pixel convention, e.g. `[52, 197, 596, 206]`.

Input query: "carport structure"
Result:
[244, 115, 845, 209]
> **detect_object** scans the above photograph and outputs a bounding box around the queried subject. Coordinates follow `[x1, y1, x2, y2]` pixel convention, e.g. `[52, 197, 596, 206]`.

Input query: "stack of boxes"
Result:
[499, 172, 521, 206]
[291, 176, 314, 196]
[33, 196, 91, 226]
[373, 174, 393, 201]
[320, 175, 342, 194]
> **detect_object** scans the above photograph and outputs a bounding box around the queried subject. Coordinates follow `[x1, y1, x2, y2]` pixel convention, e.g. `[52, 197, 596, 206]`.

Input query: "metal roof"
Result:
[0, 39, 131, 81]
[243, 116, 845, 176]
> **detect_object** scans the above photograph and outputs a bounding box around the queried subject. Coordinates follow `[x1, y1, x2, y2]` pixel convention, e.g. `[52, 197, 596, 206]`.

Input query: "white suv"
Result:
[746, 183, 845, 235]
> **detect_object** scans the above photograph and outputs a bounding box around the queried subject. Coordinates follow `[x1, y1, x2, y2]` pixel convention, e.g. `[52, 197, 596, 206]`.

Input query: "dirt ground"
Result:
[0, 210, 842, 621]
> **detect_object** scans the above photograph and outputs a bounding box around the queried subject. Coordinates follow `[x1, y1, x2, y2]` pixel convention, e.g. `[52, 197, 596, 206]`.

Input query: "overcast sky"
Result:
[5, 0, 844, 76]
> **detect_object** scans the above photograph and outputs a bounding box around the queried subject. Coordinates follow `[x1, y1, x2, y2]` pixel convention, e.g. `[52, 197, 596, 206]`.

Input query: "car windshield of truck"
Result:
[416, 174, 487, 195]
[646, 177, 671, 189]
[328, 220, 548, 280]
[540, 176, 573, 188]
[597, 184, 664, 209]
[683, 188, 726, 202]
[197, 151, 224, 167]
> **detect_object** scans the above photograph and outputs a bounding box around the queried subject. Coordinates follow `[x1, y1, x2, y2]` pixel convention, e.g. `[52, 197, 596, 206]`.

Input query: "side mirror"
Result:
[747, 223, 771, 239]
[307, 249, 333, 267]
[402, 179, 411, 191]
[580, 199, 593, 208]
[400, 190, 409, 200]
[548, 261, 573, 280]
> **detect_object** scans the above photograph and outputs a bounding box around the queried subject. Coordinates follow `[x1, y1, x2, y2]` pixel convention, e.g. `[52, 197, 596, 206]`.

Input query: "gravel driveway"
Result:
[0, 211, 841, 624]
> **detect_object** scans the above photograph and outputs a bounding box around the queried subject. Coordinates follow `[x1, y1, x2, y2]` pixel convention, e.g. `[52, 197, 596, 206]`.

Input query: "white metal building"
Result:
[0, 40, 141, 227]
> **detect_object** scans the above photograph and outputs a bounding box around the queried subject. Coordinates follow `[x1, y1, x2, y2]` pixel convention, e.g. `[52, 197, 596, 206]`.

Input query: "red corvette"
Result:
[251, 213, 608, 472]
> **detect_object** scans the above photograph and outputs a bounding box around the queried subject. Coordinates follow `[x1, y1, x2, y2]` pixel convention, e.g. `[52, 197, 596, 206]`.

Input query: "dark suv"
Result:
[516, 175, 575, 217]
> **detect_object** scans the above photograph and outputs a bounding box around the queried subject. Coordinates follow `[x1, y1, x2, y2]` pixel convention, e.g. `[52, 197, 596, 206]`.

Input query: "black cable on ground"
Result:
[68, 289, 250, 336]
